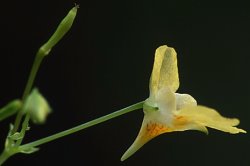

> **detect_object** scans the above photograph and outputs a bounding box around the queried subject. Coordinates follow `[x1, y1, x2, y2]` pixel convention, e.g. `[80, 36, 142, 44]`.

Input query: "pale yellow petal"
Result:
[171, 115, 209, 134]
[150, 45, 179, 97]
[175, 93, 197, 110]
[154, 87, 176, 118]
[121, 117, 172, 161]
[176, 105, 246, 134]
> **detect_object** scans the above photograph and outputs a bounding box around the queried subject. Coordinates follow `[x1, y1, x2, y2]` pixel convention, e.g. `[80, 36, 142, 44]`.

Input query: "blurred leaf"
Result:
[0, 99, 22, 122]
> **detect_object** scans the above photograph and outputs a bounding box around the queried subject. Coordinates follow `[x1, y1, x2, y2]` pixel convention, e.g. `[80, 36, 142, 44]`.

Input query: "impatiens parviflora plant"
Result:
[0, 6, 245, 166]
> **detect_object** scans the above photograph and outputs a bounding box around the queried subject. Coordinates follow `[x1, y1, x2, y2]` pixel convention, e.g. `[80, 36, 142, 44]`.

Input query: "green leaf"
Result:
[23, 88, 52, 124]
[0, 99, 22, 122]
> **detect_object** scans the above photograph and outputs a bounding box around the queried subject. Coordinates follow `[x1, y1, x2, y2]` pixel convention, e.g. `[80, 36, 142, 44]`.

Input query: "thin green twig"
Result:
[0, 6, 79, 165]
[12, 54, 43, 134]
[20, 101, 144, 149]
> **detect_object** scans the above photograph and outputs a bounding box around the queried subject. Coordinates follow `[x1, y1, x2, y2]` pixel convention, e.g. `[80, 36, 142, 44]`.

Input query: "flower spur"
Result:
[121, 45, 246, 161]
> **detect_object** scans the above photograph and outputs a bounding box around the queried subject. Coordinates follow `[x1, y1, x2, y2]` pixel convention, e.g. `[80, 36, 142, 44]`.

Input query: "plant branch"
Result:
[19, 101, 144, 149]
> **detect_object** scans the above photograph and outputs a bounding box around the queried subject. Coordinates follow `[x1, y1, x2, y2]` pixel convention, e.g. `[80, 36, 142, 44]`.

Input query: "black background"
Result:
[0, 0, 249, 166]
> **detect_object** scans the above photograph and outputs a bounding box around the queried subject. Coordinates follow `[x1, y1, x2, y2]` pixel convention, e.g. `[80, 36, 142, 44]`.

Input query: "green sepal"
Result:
[8, 132, 23, 141]
[143, 99, 158, 112]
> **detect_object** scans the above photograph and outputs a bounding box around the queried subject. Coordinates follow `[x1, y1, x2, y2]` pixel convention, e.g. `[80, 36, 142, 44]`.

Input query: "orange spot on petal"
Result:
[141, 122, 171, 142]
[174, 115, 188, 126]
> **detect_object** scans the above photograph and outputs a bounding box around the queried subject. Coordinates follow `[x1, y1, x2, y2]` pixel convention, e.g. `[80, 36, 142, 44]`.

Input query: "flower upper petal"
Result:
[149, 45, 179, 98]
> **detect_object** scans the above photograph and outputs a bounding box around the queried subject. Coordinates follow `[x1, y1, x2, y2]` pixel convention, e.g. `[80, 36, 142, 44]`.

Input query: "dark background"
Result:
[0, 0, 249, 165]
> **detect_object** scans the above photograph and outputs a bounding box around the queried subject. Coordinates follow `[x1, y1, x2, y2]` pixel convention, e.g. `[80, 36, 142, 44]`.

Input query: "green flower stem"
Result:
[15, 114, 31, 146]
[0, 151, 10, 166]
[19, 101, 144, 150]
[12, 54, 43, 134]
[12, 5, 78, 134]
[0, 6, 78, 165]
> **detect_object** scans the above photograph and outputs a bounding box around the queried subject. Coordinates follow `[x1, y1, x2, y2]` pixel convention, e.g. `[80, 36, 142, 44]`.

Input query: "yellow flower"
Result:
[121, 45, 246, 161]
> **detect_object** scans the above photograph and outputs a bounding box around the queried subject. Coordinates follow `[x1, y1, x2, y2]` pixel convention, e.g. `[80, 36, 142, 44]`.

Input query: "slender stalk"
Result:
[0, 149, 16, 166]
[12, 54, 43, 134]
[12, 5, 78, 135]
[0, 6, 78, 165]
[19, 101, 144, 149]
[15, 114, 31, 146]
[0, 151, 9, 166]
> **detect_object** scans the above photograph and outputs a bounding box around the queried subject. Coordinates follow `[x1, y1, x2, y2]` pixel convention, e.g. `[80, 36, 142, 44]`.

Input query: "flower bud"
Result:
[23, 88, 51, 124]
